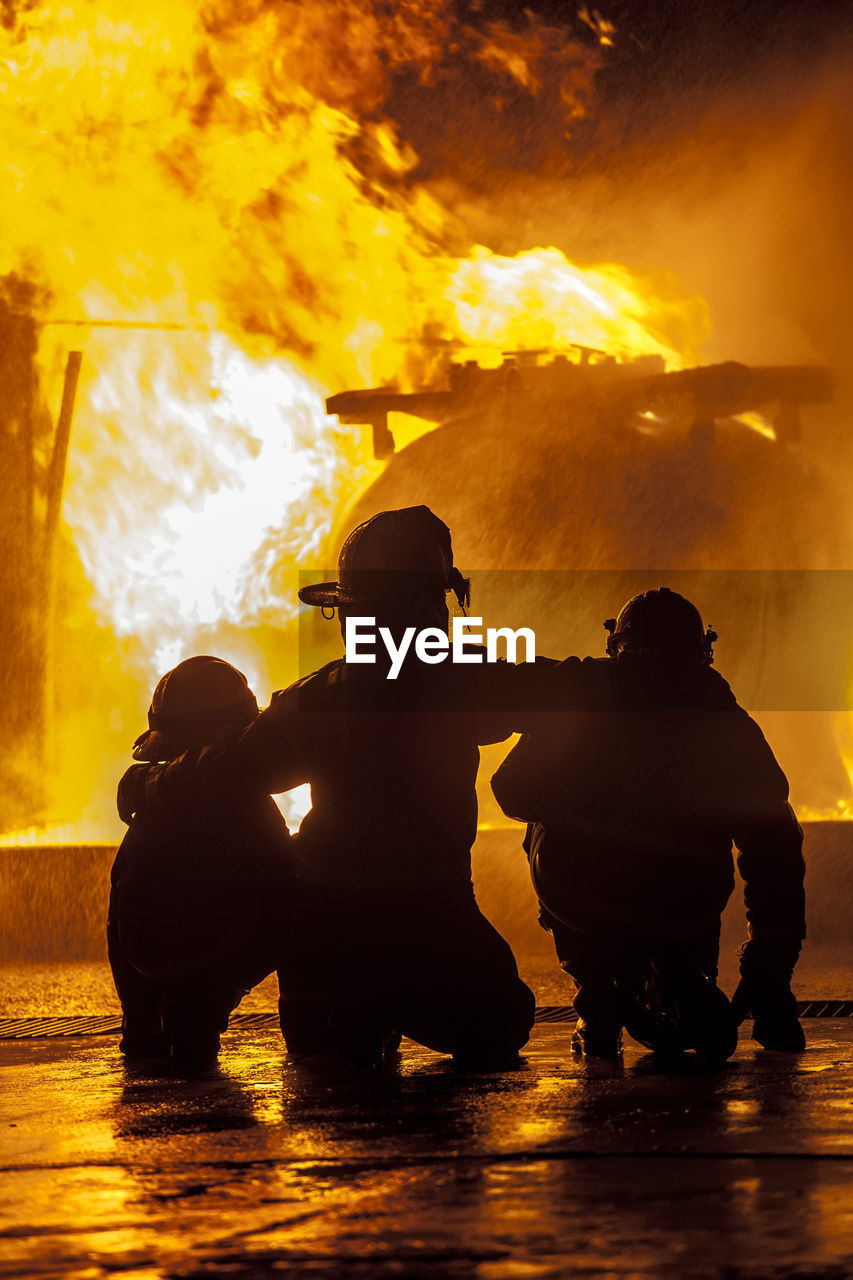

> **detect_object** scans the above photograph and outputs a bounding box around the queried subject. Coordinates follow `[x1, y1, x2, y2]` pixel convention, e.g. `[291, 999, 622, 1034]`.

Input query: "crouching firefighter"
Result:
[123, 507, 541, 1069]
[491, 588, 806, 1062]
[263, 506, 539, 1067]
[109, 656, 294, 1070]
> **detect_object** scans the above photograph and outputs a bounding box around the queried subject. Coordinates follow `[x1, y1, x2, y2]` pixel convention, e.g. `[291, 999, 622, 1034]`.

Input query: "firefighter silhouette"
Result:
[109, 656, 293, 1070]
[492, 588, 806, 1062]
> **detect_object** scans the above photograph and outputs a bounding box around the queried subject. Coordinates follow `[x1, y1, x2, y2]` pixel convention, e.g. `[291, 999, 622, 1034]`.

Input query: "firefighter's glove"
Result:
[117, 765, 150, 825]
[734, 938, 805, 1052]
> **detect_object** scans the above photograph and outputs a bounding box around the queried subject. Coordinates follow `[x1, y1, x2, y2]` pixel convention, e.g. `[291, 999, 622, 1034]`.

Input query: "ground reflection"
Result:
[4, 1028, 853, 1278]
[115, 1068, 261, 1140]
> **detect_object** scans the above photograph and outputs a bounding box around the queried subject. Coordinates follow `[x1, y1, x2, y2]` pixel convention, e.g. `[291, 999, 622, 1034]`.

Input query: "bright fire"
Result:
[1, 0, 714, 840]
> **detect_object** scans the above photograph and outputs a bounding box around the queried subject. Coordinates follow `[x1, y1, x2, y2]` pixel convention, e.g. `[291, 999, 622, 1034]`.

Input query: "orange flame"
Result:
[1, 0, 715, 838]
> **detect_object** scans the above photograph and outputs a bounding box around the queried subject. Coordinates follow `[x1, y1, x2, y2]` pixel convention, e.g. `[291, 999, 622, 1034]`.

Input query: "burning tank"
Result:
[324, 346, 847, 813]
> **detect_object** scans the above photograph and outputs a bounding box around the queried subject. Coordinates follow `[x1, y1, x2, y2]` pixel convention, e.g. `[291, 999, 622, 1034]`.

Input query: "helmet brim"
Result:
[297, 581, 377, 608]
[131, 728, 185, 762]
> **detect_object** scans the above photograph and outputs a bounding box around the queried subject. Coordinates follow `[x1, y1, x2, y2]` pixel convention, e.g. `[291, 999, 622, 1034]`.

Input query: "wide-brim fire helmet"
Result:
[604, 587, 718, 663]
[297, 505, 470, 613]
[132, 655, 259, 762]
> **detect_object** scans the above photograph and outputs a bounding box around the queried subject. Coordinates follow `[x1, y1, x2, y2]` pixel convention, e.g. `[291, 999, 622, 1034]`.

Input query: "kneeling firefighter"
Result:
[110, 656, 294, 1069]
[492, 588, 806, 1062]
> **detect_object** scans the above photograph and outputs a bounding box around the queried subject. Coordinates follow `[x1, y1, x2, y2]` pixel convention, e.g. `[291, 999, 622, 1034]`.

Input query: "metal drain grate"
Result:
[0, 1015, 122, 1038]
[0, 1002, 851, 1039]
[797, 999, 853, 1017]
[0, 1012, 277, 1038]
[534, 1005, 579, 1023]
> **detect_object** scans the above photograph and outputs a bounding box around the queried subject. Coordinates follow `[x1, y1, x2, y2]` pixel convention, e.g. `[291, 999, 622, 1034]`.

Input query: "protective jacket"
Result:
[491, 653, 805, 943]
[110, 778, 292, 982]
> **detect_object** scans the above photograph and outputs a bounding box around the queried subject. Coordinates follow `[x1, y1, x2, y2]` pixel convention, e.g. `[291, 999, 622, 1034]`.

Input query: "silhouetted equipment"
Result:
[326, 347, 834, 459]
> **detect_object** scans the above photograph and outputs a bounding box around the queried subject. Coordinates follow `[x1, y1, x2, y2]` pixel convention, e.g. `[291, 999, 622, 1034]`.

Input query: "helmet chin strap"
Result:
[449, 567, 471, 614]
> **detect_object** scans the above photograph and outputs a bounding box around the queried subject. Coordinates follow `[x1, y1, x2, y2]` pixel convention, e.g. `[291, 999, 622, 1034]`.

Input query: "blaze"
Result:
[0, 0, 712, 839]
[443, 247, 697, 366]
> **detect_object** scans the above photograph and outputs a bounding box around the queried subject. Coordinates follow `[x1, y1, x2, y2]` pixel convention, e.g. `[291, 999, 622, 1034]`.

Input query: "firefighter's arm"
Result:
[115, 759, 215, 823]
[117, 765, 152, 824]
[730, 714, 806, 1048]
[491, 727, 561, 824]
[445, 651, 549, 746]
[490, 655, 595, 818]
[734, 800, 805, 943]
[115, 687, 311, 822]
[223, 687, 311, 793]
[475, 653, 585, 746]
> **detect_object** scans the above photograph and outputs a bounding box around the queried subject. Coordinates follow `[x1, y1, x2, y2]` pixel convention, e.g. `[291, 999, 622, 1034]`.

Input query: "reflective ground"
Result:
[3, 914, 853, 1019]
[3, 820, 852, 1277]
[2, 1023, 853, 1279]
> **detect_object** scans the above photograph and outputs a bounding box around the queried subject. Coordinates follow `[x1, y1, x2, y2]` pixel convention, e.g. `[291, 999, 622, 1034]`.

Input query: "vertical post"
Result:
[44, 351, 83, 553]
[41, 350, 83, 777]
[0, 297, 43, 830]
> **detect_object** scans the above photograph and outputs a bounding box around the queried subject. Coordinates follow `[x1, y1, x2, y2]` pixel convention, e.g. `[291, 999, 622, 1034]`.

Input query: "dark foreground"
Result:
[2, 1024, 853, 1279]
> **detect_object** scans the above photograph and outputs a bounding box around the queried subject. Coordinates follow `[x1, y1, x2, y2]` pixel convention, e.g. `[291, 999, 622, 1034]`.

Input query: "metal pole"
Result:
[44, 350, 83, 552]
[41, 351, 83, 775]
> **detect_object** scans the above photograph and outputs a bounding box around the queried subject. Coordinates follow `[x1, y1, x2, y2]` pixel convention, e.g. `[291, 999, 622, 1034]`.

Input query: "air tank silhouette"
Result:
[327, 351, 848, 810]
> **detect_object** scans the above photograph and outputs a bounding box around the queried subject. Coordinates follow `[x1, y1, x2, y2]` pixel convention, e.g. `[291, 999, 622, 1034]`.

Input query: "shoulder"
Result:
[268, 660, 346, 714]
[556, 655, 608, 676]
[549, 655, 612, 704]
[701, 677, 790, 792]
[486, 653, 605, 720]
[699, 666, 740, 708]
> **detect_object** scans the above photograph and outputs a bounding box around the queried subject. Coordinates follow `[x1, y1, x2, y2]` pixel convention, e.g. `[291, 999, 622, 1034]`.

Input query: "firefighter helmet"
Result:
[298, 505, 470, 611]
[603, 588, 717, 662]
[132, 655, 259, 762]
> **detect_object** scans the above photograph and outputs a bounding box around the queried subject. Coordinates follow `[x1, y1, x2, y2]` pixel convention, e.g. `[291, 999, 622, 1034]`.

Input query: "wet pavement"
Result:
[3, 823, 852, 1276]
[2, 1024, 853, 1278]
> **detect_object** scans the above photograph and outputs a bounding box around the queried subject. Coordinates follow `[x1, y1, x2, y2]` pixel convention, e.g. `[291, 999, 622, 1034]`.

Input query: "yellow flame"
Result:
[0, 823, 119, 849]
[1, 0, 718, 839]
[61, 330, 374, 670]
[442, 246, 698, 365]
[579, 6, 617, 48]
